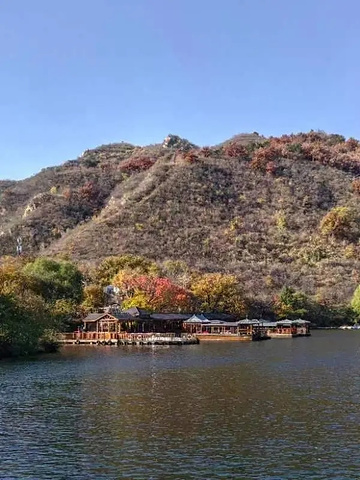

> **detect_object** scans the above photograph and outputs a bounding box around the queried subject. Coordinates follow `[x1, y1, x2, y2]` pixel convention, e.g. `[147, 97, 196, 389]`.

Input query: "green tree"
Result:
[351, 285, 360, 319]
[273, 286, 309, 319]
[0, 292, 52, 358]
[23, 258, 83, 303]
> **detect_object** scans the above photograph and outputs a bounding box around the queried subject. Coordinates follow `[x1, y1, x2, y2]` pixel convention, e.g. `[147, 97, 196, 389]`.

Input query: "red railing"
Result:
[58, 332, 195, 342]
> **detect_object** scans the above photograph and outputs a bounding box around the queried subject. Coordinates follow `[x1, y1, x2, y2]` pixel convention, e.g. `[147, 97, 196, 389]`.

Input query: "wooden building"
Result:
[263, 319, 311, 338]
[183, 315, 268, 341]
[80, 310, 310, 342]
[82, 309, 191, 334]
[183, 316, 311, 340]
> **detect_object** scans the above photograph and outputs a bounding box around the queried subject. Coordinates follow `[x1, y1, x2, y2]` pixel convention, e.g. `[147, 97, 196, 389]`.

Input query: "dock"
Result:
[58, 332, 199, 346]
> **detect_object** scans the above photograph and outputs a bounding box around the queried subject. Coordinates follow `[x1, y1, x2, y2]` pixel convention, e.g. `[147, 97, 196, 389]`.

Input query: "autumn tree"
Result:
[95, 255, 159, 287]
[0, 257, 36, 297]
[190, 273, 246, 315]
[82, 285, 105, 312]
[112, 271, 192, 312]
[161, 260, 191, 287]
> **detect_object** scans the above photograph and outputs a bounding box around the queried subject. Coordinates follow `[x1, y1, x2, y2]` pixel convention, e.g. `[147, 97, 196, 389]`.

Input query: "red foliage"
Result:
[352, 179, 360, 195]
[223, 143, 248, 158]
[63, 188, 72, 201]
[79, 182, 99, 202]
[346, 138, 359, 151]
[301, 142, 332, 165]
[182, 151, 198, 163]
[120, 156, 156, 173]
[200, 147, 212, 158]
[119, 274, 192, 311]
[265, 161, 277, 175]
[250, 145, 280, 170]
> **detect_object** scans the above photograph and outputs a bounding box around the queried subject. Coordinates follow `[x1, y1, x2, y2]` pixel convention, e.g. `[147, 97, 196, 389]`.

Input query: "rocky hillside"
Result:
[1, 131, 360, 305]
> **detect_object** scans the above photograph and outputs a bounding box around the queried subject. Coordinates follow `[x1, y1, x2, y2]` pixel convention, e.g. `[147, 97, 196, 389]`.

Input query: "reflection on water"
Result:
[0, 331, 359, 479]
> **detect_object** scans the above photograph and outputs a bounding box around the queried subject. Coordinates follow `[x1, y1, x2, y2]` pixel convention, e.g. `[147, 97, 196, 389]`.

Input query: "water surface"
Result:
[0, 331, 359, 479]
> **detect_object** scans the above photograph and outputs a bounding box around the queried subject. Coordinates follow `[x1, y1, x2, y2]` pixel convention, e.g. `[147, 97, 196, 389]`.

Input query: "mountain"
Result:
[1, 131, 360, 305]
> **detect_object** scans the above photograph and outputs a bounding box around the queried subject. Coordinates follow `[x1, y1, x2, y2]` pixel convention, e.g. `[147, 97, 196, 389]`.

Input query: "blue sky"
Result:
[1, 0, 359, 179]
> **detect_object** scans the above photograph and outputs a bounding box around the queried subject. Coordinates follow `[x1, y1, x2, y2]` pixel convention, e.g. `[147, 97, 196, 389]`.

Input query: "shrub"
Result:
[319, 207, 353, 238]
[346, 138, 359, 151]
[120, 156, 156, 173]
[182, 151, 198, 163]
[223, 143, 248, 159]
[266, 161, 277, 175]
[200, 147, 212, 158]
[352, 179, 360, 195]
[250, 145, 280, 170]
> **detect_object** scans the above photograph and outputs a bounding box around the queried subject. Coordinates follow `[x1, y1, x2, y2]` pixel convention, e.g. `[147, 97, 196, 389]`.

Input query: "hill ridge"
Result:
[1, 130, 360, 306]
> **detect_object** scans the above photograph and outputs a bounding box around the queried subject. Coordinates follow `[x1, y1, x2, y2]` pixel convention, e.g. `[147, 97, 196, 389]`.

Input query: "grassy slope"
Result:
[1, 133, 360, 305]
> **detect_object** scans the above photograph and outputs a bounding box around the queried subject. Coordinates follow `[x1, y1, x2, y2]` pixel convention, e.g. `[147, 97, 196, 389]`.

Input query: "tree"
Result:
[190, 273, 246, 315]
[113, 271, 192, 312]
[161, 260, 191, 287]
[23, 258, 83, 303]
[95, 255, 159, 287]
[0, 289, 53, 357]
[273, 286, 308, 319]
[82, 285, 105, 312]
[0, 257, 36, 296]
[351, 285, 360, 319]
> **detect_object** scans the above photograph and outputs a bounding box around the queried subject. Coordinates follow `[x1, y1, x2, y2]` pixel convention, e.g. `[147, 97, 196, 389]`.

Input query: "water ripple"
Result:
[0, 332, 359, 479]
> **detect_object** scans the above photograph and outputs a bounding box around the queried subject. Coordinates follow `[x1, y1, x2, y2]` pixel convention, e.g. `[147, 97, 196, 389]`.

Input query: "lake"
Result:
[0, 331, 359, 479]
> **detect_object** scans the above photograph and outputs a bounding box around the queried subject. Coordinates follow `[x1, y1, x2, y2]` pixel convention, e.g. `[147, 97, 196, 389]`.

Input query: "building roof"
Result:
[207, 321, 240, 327]
[237, 319, 261, 325]
[184, 314, 212, 324]
[275, 319, 310, 326]
[203, 312, 236, 321]
[262, 322, 278, 327]
[83, 313, 118, 322]
[123, 307, 151, 318]
[150, 313, 192, 321]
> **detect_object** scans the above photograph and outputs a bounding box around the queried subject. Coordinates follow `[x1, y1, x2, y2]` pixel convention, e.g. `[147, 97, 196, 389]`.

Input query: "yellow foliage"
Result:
[275, 210, 287, 231]
[190, 272, 246, 315]
[82, 285, 105, 311]
[344, 244, 355, 259]
[319, 206, 353, 238]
